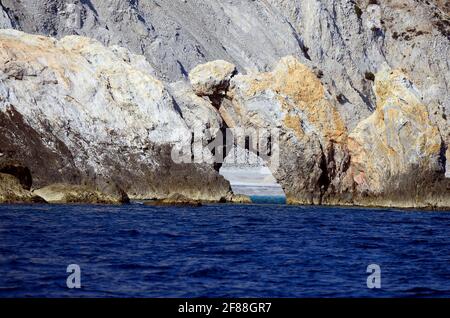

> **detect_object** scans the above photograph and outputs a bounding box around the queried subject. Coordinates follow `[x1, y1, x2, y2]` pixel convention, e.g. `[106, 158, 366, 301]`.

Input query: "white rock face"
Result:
[366, 4, 382, 30]
[447, 148, 450, 178]
[189, 57, 449, 208]
[0, 0, 449, 205]
[347, 65, 449, 208]
[168, 80, 224, 164]
[210, 56, 352, 204]
[0, 29, 189, 168]
[188, 60, 237, 96]
[0, 29, 231, 200]
[0, 0, 448, 132]
[0, 7, 12, 28]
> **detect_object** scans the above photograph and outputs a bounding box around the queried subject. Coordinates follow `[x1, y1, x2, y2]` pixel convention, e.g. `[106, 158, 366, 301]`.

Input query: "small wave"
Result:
[0, 286, 22, 292]
[402, 287, 450, 297]
[118, 229, 141, 236]
[113, 263, 159, 270]
[244, 217, 267, 223]
[158, 231, 186, 238]
[353, 243, 384, 249]
[208, 248, 254, 256]
[188, 266, 229, 278]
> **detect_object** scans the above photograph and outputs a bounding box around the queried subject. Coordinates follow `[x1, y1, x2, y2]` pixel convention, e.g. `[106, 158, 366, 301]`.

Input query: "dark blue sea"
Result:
[1, 202, 450, 298]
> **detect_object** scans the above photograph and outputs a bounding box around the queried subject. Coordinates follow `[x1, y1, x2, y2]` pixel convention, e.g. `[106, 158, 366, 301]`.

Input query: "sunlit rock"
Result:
[33, 183, 129, 205]
[0, 173, 45, 204]
[348, 65, 449, 208]
[215, 56, 352, 204]
[0, 30, 231, 202]
[189, 60, 237, 97]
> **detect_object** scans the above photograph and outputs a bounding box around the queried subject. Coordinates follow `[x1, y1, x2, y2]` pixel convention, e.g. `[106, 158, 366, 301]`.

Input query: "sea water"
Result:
[1, 203, 449, 297]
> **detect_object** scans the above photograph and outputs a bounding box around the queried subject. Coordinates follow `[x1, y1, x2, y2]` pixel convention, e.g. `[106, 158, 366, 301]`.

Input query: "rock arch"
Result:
[189, 57, 353, 205]
[188, 57, 450, 208]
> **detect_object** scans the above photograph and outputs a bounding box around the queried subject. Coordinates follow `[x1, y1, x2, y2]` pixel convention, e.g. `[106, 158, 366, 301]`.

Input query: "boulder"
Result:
[189, 60, 237, 97]
[144, 193, 202, 207]
[0, 173, 45, 204]
[33, 183, 128, 205]
[228, 194, 252, 204]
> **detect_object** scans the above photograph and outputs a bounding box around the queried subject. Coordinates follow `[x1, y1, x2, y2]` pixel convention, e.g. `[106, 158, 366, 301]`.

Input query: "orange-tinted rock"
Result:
[348, 65, 449, 208]
[218, 56, 351, 204]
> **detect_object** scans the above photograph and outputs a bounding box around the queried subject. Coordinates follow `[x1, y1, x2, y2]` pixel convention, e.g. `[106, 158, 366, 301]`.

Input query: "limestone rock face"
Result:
[33, 183, 128, 205]
[188, 60, 237, 97]
[261, 0, 449, 138]
[0, 6, 12, 29]
[214, 56, 353, 204]
[348, 66, 449, 208]
[0, 0, 448, 208]
[144, 193, 202, 207]
[447, 148, 450, 178]
[0, 173, 45, 204]
[190, 57, 449, 208]
[1, 0, 447, 140]
[168, 81, 225, 166]
[0, 30, 231, 202]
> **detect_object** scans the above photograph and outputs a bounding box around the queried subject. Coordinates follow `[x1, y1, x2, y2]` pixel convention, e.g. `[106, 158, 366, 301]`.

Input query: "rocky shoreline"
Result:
[0, 0, 449, 209]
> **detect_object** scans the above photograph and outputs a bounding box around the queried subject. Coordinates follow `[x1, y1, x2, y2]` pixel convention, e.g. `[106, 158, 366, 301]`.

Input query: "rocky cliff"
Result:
[348, 65, 449, 208]
[0, 0, 447, 133]
[0, 172, 45, 203]
[220, 56, 351, 204]
[188, 57, 448, 208]
[0, 0, 448, 208]
[0, 29, 231, 202]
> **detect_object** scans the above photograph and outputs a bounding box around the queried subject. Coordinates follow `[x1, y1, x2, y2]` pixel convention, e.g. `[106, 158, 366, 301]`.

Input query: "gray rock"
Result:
[1, 0, 447, 164]
[33, 183, 129, 204]
[212, 56, 352, 205]
[0, 0, 448, 206]
[0, 4, 12, 29]
[0, 30, 231, 202]
[190, 57, 449, 208]
[188, 60, 237, 96]
[348, 65, 449, 208]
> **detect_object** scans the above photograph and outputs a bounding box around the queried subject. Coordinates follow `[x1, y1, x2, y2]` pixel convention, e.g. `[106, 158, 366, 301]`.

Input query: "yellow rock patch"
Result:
[348, 65, 443, 192]
[234, 56, 347, 144]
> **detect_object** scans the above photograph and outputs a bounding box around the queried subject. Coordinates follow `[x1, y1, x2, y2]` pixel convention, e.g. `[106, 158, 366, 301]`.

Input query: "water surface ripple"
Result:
[0, 203, 449, 297]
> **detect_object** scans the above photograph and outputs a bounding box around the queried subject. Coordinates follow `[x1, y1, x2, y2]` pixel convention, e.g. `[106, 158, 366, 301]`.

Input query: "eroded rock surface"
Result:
[1, 0, 447, 140]
[348, 65, 449, 208]
[0, 172, 45, 204]
[33, 183, 128, 205]
[190, 57, 449, 208]
[217, 56, 352, 204]
[0, 0, 448, 208]
[227, 193, 252, 204]
[0, 29, 231, 202]
[144, 193, 202, 207]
